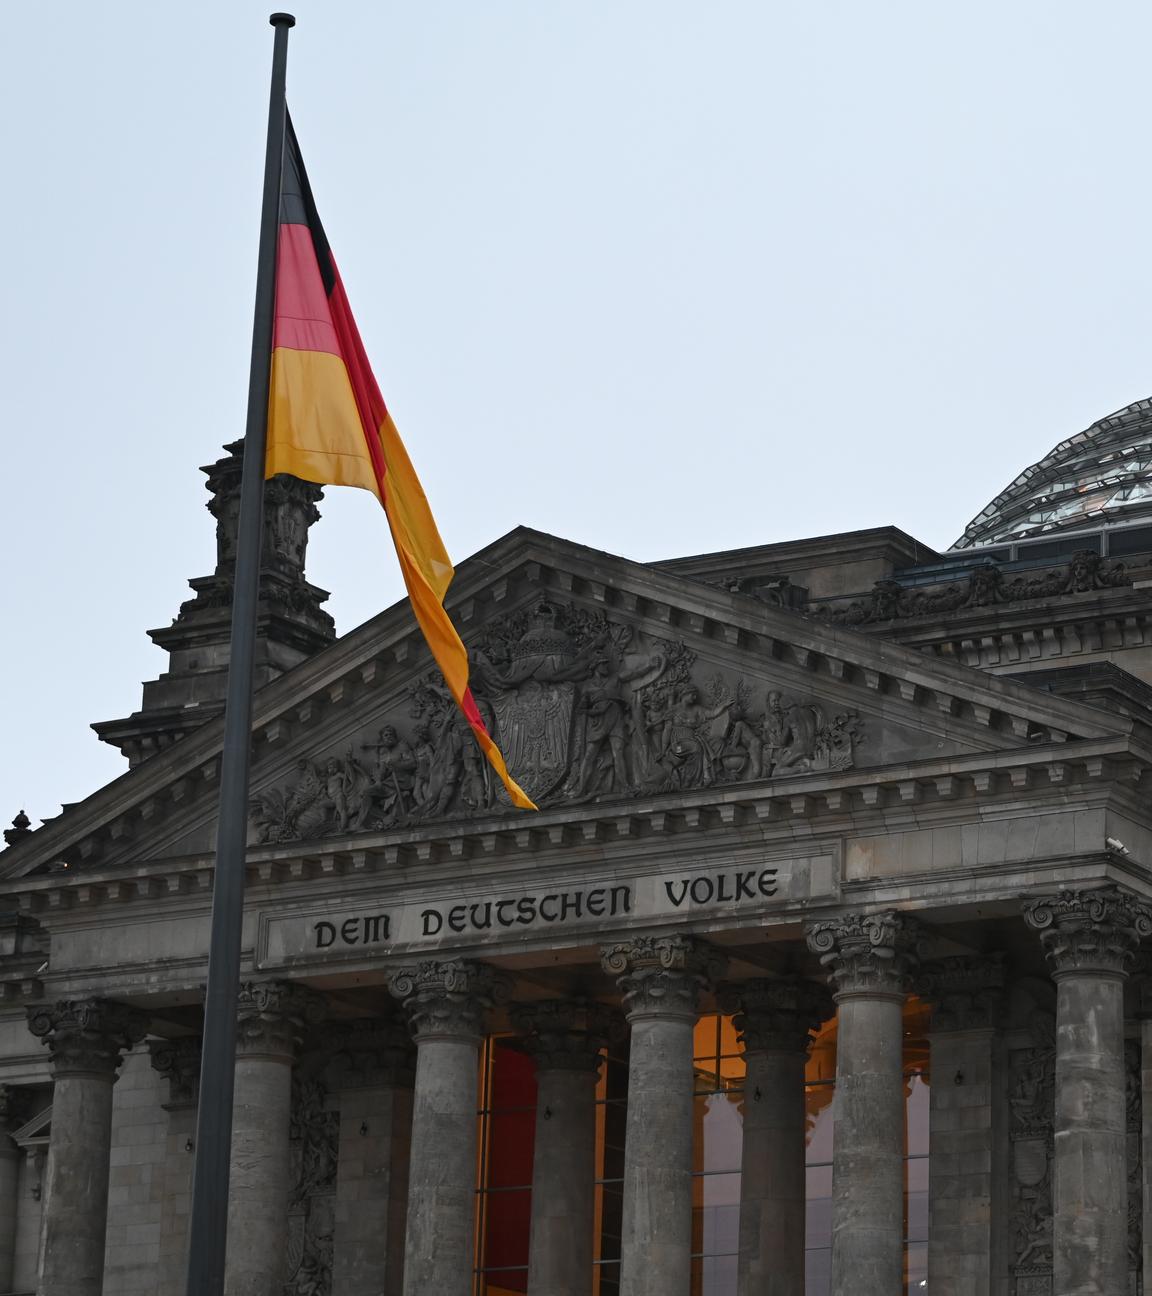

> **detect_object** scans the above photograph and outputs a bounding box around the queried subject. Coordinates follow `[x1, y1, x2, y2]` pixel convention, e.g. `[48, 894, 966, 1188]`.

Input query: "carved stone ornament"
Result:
[821, 549, 1130, 627]
[235, 981, 326, 1059]
[718, 976, 834, 1053]
[388, 959, 510, 1043]
[919, 953, 1006, 1033]
[1022, 886, 1152, 978]
[285, 1070, 337, 1296]
[805, 911, 921, 999]
[601, 934, 726, 1022]
[248, 599, 865, 843]
[148, 1036, 203, 1108]
[26, 998, 149, 1078]
[1009, 1006, 1056, 1292]
[177, 441, 333, 636]
[509, 999, 623, 1072]
[323, 1017, 415, 1090]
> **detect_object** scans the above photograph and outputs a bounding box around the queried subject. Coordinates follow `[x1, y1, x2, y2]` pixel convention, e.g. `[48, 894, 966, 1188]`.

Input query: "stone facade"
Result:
[7, 430, 1152, 1293]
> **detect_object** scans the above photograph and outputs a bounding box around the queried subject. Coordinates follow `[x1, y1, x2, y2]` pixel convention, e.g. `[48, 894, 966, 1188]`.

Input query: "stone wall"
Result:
[102, 1047, 167, 1294]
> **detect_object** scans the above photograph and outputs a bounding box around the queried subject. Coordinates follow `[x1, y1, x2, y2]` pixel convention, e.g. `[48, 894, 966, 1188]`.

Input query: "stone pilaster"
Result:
[327, 1016, 416, 1296]
[1137, 976, 1152, 1296]
[148, 1036, 202, 1295]
[390, 959, 508, 1296]
[601, 935, 725, 1296]
[718, 977, 833, 1296]
[26, 998, 148, 1296]
[1023, 886, 1152, 1296]
[806, 911, 920, 1296]
[511, 999, 618, 1296]
[0, 1087, 23, 1294]
[224, 980, 324, 1296]
[919, 954, 1008, 1296]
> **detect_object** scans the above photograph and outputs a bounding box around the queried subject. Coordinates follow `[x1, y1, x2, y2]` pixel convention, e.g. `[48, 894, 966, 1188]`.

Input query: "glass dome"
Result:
[952, 397, 1152, 549]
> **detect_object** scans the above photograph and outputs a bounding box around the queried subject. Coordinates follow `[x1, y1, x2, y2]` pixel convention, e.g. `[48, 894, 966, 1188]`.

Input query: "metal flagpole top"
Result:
[270, 12, 296, 26]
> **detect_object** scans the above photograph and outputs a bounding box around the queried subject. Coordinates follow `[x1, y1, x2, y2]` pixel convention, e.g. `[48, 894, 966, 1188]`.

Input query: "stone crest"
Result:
[249, 599, 865, 843]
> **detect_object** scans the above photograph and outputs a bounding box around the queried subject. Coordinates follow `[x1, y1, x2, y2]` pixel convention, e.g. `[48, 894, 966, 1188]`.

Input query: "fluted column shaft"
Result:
[807, 911, 920, 1296]
[329, 1017, 416, 1296]
[722, 978, 832, 1296]
[1024, 886, 1151, 1296]
[1138, 979, 1152, 1295]
[602, 934, 724, 1296]
[148, 1037, 203, 1294]
[512, 1000, 616, 1296]
[223, 981, 323, 1296]
[391, 959, 506, 1296]
[27, 998, 148, 1296]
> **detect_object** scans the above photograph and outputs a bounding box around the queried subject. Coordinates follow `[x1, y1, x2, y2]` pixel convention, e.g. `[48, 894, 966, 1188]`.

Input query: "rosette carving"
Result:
[600, 934, 725, 1021]
[1023, 886, 1152, 977]
[235, 981, 326, 1059]
[509, 999, 623, 1072]
[388, 959, 510, 1042]
[718, 976, 833, 1053]
[805, 910, 921, 998]
[26, 998, 149, 1078]
[324, 1016, 416, 1089]
[148, 1036, 203, 1107]
[919, 954, 1005, 1033]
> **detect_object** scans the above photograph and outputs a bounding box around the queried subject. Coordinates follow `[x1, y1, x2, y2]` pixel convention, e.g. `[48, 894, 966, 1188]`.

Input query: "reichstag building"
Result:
[7, 399, 1152, 1296]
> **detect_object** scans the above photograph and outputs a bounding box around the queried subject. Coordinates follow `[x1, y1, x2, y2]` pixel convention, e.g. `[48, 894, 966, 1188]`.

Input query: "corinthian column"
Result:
[720, 977, 833, 1296]
[26, 998, 148, 1296]
[390, 959, 507, 1296]
[223, 980, 324, 1296]
[806, 910, 920, 1296]
[511, 999, 617, 1296]
[601, 934, 725, 1296]
[148, 1036, 202, 1294]
[327, 1016, 416, 1296]
[1023, 886, 1152, 1296]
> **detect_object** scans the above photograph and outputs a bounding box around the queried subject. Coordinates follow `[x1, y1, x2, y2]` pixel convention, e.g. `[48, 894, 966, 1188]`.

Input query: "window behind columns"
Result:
[803, 997, 932, 1295]
[473, 1034, 629, 1296]
[473, 1001, 932, 1296]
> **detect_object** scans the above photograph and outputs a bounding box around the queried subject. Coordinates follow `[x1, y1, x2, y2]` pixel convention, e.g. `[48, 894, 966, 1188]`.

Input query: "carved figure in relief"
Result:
[248, 601, 867, 841]
[355, 726, 418, 827]
[718, 702, 764, 780]
[646, 684, 732, 789]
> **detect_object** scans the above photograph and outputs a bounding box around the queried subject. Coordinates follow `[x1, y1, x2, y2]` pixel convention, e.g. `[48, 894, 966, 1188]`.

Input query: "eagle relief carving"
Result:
[250, 600, 864, 843]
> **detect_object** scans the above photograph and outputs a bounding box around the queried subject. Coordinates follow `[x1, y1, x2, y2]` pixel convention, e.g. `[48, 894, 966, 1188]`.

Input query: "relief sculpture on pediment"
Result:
[249, 600, 864, 842]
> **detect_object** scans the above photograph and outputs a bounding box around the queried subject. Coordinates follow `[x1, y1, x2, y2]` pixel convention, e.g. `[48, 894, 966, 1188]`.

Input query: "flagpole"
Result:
[185, 13, 294, 1294]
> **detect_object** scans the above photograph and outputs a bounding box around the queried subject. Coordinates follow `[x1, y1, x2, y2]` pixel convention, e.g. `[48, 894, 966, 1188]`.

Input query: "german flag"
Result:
[266, 114, 535, 811]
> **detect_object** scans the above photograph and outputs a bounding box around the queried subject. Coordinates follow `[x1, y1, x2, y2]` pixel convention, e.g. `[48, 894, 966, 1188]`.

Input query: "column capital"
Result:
[601, 934, 725, 1022]
[235, 980, 325, 1060]
[1023, 885, 1152, 978]
[805, 910, 921, 1000]
[148, 1036, 202, 1108]
[510, 999, 623, 1072]
[324, 1015, 416, 1088]
[26, 998, 148, 1079]
[718, 976, 833, 1053]
[389, 958, 509, 1043]
[919, 953, 1006, 1032]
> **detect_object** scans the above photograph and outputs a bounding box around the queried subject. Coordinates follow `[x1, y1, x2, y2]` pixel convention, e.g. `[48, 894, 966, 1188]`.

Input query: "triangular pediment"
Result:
[2, 528, 1136, 878]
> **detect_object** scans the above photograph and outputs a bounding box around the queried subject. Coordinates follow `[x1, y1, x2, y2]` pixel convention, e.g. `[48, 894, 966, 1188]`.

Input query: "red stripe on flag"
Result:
[273, 224, 342, 356]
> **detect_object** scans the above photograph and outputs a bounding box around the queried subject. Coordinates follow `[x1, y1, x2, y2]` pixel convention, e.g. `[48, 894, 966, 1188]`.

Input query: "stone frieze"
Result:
[249, 600, 864, 843]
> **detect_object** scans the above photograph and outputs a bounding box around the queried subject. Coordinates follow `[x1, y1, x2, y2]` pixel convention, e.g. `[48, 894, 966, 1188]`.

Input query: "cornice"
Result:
[2, 735, 1144, 925]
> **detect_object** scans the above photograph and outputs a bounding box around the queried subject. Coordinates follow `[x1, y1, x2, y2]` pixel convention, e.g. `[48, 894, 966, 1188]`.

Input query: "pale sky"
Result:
[4, 1, 1152, 828]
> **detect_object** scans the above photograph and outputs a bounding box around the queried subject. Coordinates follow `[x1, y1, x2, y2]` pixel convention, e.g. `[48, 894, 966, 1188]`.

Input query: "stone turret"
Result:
[92, 442, 335, 765]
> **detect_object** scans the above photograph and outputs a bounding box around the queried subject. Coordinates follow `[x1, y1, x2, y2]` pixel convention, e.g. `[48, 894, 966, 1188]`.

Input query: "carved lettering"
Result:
[314, 921, 336, 949]
[422, 909, 443, 937]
